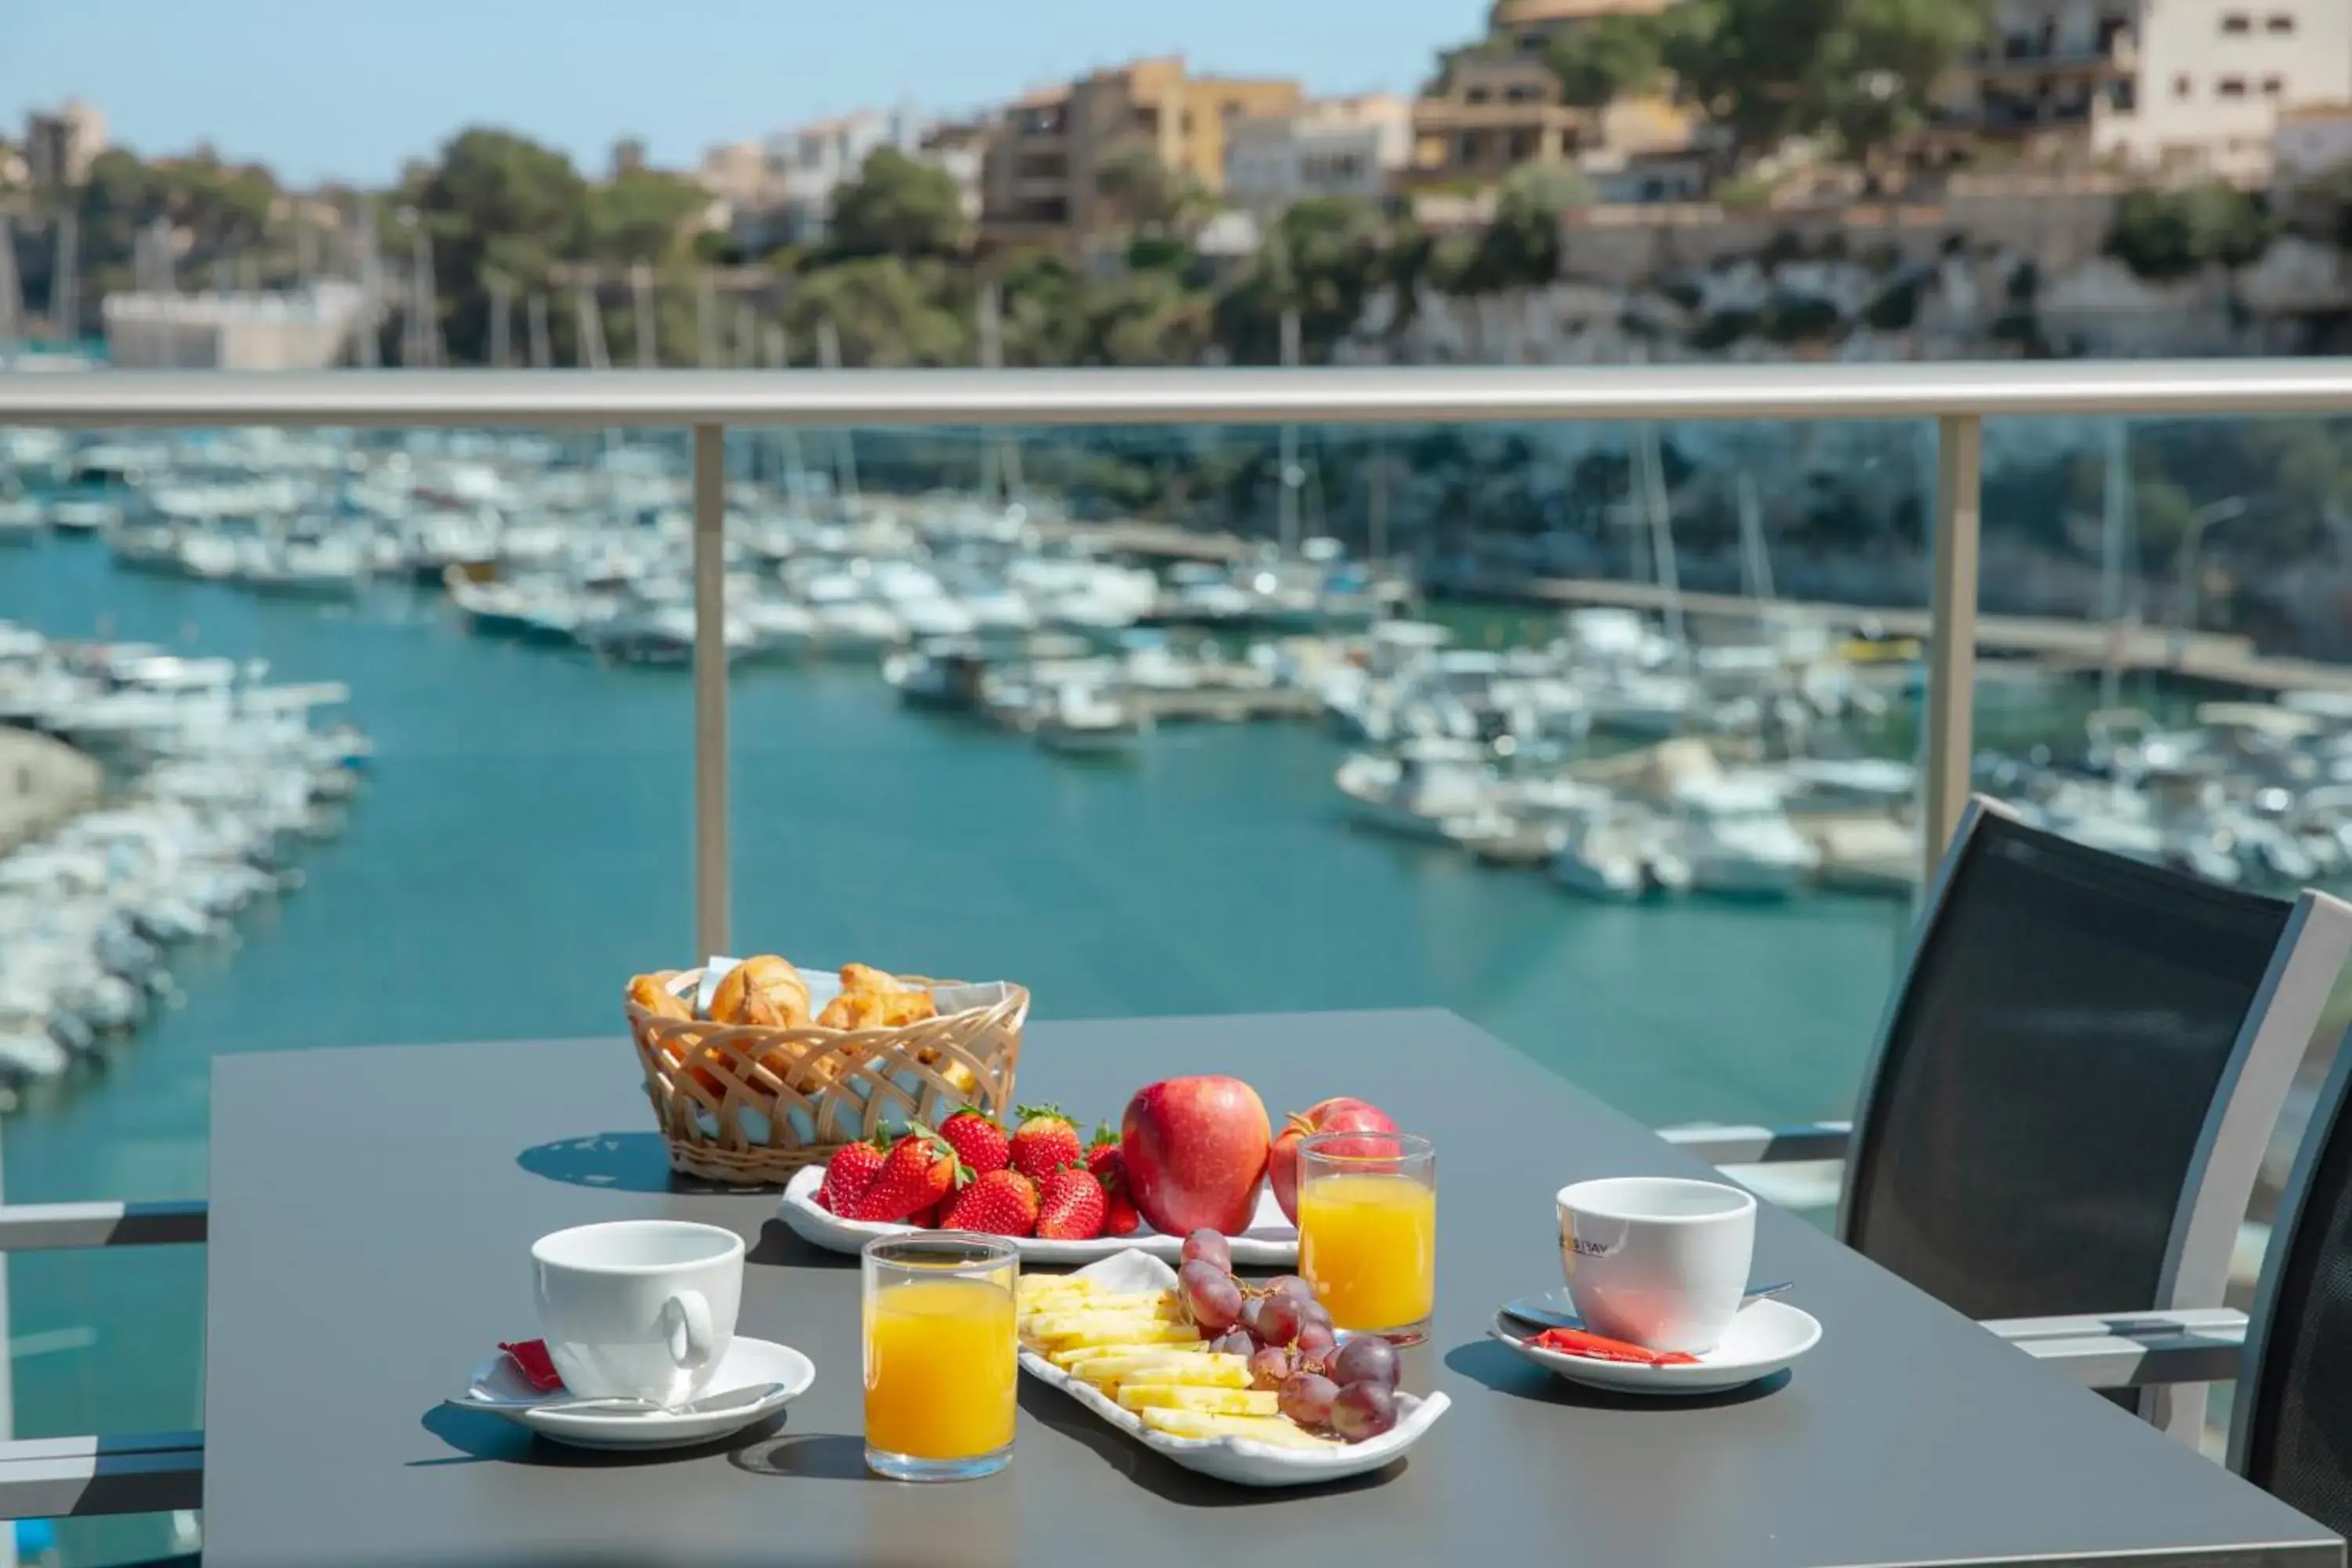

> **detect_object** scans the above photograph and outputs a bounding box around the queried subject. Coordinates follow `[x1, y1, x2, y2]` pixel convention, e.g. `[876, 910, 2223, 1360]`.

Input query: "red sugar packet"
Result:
[1531, 1325, 1700, 1367]
[498, 1338, 564, 1392]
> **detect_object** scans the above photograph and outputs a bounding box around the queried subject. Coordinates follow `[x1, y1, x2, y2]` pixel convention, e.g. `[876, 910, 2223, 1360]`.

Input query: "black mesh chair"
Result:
[2230, 1021, 2352, 1537]
[1661, 795, 2352, 1441]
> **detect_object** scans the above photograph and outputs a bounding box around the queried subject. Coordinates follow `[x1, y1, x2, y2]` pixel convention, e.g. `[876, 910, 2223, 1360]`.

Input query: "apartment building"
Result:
[1408, 0, 1698, 191]
[1224, 95, 1413, 217]
[24, 100, 106, 188]
[1929, 0, 2352, 180]
[980, 56, 1302, 243]
[2275, 103, 2352, 183]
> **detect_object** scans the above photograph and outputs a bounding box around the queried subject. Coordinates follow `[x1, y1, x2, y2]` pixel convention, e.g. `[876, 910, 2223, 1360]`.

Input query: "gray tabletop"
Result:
[204, 1010, 2343, 1568]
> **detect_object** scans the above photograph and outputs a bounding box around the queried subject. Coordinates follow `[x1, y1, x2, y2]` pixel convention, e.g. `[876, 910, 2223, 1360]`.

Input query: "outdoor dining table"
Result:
[200, 1008, 2344, 1567]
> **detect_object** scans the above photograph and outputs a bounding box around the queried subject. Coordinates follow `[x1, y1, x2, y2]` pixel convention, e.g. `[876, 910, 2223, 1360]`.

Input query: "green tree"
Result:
[411, 127, 590, 361]
[579, 169, 711, 263]
[1080, 268, 1214, 365]
[1091, 142, 1209, 238]
[1217, 196, 1385, 361]
[1462, 162, 1592, 292]
[782, 256, 968, 365]
[1545, 16, 1664, 109]
[991, 246, 1087, 365]
[2105, 182, 2274, 281]
[827, 148, 965, 259]
[1667, 0, 1990, 165]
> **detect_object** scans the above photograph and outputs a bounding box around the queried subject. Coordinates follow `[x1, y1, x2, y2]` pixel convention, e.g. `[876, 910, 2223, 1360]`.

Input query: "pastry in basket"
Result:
[818, 964, 938, 1032]
[711, 955, 812, 1029]
[625, 972, 691, 1020]
[626, 972, 732, 1098]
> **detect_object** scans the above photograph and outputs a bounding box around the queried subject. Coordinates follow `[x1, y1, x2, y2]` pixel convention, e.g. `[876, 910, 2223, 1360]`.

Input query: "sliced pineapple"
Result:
[1116, 1384, 1280, 1417]
[1046, 1341, 1209, 1370]
[1062, 1350, 1248, 1392]
[1025, 1318, 1202, 1354]
[1136, 1408, 1342, 1449]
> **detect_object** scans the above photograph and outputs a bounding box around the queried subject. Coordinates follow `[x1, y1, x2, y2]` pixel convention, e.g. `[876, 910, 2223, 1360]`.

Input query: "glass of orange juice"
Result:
[862, 1232, 1019, 1481]
[1296, 1131, 1436, 1345]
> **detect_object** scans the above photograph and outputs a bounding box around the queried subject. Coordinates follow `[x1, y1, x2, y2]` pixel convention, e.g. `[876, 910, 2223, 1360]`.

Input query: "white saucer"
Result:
[1492, 1300, 1820, 1396]
[456, 1336, 813, 1450]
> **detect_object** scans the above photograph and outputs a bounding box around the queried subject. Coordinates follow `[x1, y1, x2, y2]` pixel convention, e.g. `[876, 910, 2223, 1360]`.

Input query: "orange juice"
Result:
[1298, 1172, 1437, 1333]
[864, 1277, 1017, 1461]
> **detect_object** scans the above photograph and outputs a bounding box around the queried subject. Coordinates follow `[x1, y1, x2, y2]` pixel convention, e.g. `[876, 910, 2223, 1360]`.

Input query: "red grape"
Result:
[1327, 1336, 1399, 1390]
[1265, 1275, 1316, 1305]
[1238, 1297, 1268, 1341]
[1277, 1370, 1339, 1427]
[1294, 1318, 1337, 1362]
[1255, 1294, 1305, 1346]
[1179, 1260, 1243, 1333]
[1210, 1329, 1254, 1356]
[1181, 1229, 1232, 1272]
[1297, 1298, 1334, 1330]
[1330, 1381, 1398, 1442]
[1247, 1344, 1298, 1390]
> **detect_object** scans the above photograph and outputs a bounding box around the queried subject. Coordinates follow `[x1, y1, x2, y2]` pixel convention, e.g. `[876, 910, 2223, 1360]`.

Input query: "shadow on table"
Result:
[747, 1217, 858, 1270]
[1015, 1380, 1403, 1506]
[415, 1403, 791, 1468]
[517, 1131, 772, 1196]
[1442, 1337, 1791, 1410]
[729, 1431, 877, 1482]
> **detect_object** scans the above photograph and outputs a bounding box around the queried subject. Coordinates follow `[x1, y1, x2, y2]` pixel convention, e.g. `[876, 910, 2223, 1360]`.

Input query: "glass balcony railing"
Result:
[5, 362, 2352, 1561]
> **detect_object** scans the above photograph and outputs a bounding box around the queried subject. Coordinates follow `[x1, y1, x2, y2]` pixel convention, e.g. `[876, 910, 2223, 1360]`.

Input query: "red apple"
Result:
[1120, 1076, 1271, 1236]
[1268, 1097, 1398, 1225]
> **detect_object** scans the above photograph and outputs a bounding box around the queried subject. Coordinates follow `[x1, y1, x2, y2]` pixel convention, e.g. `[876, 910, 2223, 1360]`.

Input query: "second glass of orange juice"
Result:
[1296, 1131, 1436, 1345]
[862, 1232, 1018, 1480]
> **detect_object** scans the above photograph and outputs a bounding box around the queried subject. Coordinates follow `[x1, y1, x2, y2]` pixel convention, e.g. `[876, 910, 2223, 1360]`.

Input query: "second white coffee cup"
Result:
[532, 1219, 745, 1403]
[1556, 1176, 1755, 1355]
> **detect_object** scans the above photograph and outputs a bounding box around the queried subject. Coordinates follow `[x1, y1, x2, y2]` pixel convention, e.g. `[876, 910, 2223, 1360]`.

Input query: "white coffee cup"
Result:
[532, 1220, 745, 1403]
[1556, 1177, 1755, 1356]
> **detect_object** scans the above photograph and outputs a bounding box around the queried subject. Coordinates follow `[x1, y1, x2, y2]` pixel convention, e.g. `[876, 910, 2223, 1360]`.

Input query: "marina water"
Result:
[1, 530, 1922, 1561]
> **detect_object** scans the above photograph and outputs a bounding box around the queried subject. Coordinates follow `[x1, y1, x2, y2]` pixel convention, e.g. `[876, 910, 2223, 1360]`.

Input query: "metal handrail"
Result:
[5, 360, 2352, 427]
[8, 359, 2352, 949]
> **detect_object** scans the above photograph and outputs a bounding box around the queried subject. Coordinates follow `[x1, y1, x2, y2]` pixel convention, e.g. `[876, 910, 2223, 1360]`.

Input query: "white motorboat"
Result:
[50, 497, 122, 533]
[1551, 801, 1690, 902]
[1334, 746, 1495, 843]
[1672, 775, 1819, 899]
[0, 491, 44, 543]
[1034, 682, 1147, 757]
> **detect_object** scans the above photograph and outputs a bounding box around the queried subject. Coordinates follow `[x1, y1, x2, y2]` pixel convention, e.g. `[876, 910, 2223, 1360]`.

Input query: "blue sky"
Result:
[2, 0, 1475, 183]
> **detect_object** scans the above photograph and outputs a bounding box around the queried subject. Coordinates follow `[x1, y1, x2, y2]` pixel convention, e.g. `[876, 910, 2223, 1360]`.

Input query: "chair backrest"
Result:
[1841, 797, 2352, 1334]
[2232, 1018, 2352, 1535]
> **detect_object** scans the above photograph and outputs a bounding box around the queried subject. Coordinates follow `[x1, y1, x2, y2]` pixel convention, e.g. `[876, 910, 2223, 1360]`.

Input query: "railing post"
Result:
[692, 423, 730, 959]
[1924, 413, 1982, 884]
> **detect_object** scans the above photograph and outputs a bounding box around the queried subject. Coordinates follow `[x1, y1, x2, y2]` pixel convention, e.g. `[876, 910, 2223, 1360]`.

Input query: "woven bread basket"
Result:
[626, 967, 1027, 1185]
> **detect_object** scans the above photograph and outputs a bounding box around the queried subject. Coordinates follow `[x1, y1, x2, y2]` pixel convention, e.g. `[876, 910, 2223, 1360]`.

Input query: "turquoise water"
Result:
[0, 532, 1917, 1561]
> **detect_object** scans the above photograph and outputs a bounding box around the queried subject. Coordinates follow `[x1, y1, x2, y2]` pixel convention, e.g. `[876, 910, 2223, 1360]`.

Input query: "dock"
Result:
[1485, 574, 2352, 696]
[1138, 688, 1320, 724]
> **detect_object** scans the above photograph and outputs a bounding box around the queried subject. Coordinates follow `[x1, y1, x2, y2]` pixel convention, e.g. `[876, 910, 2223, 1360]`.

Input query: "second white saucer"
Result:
[1491, 1299, 1821, 1396]
[457, 1335, 814, 1450]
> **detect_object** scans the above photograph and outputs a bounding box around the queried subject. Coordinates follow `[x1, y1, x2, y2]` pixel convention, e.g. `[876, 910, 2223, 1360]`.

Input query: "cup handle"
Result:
[661, 1290, 716, 1370]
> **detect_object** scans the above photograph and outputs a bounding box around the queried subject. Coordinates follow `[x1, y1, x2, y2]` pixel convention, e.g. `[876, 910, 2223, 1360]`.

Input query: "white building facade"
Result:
[1224, 95, 1412, 218]
[2106, 0, 2352, 176]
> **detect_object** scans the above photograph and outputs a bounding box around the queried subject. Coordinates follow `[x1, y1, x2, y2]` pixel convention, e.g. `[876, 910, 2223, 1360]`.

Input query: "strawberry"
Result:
[1036, 1165, 1108, 1240]
[1102, 1188, 1141, 1237]
[853, 1126, 964, 1222]
[907, 1200, 942, 1229]
[938, 1108, 1010, 1178]
[816, 1134, 887, 1216]
[1084, 1124, 1138, 1235]
[1008, 1104, 1083, 1184]
[942, 1169, 1040, 1236]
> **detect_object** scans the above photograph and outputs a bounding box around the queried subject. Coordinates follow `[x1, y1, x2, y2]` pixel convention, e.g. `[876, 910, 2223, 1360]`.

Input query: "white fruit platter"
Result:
[777, 1167, 1300, 1264]
[1017, 1249, 1449, 1488]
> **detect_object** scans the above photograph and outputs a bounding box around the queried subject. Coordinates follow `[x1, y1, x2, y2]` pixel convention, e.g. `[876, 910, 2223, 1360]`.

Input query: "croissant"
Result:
[710, 955, 811, 1028]
[625, 972, 691, 1020]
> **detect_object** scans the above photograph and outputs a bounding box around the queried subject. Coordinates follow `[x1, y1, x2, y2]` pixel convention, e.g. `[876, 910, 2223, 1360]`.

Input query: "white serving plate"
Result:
[1018, 1249, 1447, 1488]
[779, 1165, 1299, 1264]
[1490, 1300, 1820, 1396]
